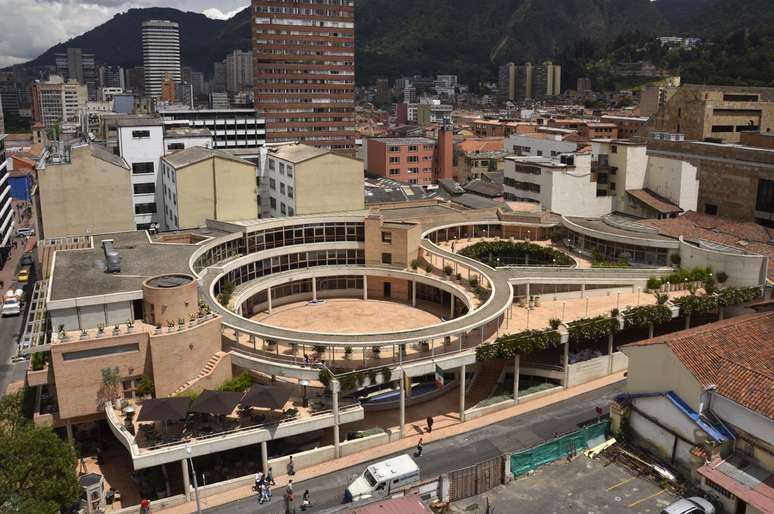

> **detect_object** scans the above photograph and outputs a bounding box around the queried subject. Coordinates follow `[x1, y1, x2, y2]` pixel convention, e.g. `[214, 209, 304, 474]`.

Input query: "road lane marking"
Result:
[607, 477, 635, 491]
[627, 489, 665, 507]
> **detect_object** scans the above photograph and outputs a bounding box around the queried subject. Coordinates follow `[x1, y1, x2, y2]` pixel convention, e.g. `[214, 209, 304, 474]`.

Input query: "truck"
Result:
[345, 454, 420, 503]
[2, 289, 23, 316]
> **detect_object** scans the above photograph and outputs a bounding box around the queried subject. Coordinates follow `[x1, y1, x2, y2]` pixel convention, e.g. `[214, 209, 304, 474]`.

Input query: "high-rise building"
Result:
[0, 135, 15, 266]
[225, 50, 253, 94]
[31, 76, 88, 132]
[498, 62, 516, 103]
[142, 20, 182, 98]
[512, 61, 561, 101]
[212, 61, 227, 93]
[125, 66, 145, 95]
[100, 65, 125, 90]
[253, 0, 356, 155]
[190, 71, 206, 98]
[55, 48, 98, 100]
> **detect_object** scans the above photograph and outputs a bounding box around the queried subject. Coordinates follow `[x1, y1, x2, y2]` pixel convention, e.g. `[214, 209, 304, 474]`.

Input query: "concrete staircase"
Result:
[467, 359, 507, 406]
[174, 351, 228, 395]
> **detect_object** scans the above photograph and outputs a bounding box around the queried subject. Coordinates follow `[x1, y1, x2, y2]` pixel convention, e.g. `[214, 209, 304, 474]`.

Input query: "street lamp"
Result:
[299, 379, 310, 407]
[186, 445, 201, 514]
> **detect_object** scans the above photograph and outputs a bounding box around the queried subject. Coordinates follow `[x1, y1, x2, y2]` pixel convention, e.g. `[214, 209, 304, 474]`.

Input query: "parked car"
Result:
[20, 253, 33, 266]
[17, 268, 29, 283]
[2, 289, 23, 317]
[661, 497, 715, 514]
[15, 227, 34, 237]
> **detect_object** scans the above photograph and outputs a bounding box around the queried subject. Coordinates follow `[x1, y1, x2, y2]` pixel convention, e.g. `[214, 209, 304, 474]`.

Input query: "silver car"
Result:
[661, 497, 715, 514]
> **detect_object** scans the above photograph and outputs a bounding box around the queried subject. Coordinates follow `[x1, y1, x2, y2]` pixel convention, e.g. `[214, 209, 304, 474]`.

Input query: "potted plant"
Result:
[136, 376, 154, 399]
[154, 323, 162, 335]
[125, 319, 134, 333]
[344, 346, 353, 359]
[313, 344, 326, 356]
[420, 340, 430, 352]
[177, 318, 185, 331]
[97, 323, 105, 336]
[410, 259, 420, 272]
[443, 265, 453, 279]
[57, 324, 67, 341]
[372, 346, 381, 357]
[468, 276, 479, 289]
[112, 324, 120, 335]
[528, 296, 535, 309]
[189, 313, 197, 326]
[455, 272, 462, 282]
[80, 329, 88, 340]
[424, 263, 433, 274]
[101, 367, 121, 409]
[548, 318, 562, 330]
[166, 320, 175, 333]
[534, 296, 541, 307]
[266, 339, 278, 351]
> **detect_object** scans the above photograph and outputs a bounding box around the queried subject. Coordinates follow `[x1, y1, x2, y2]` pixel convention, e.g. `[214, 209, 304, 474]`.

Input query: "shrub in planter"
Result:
[548, 318, 562, 330]
[455, 273, 462, 282]
[567, 316, 619, 345]
[380, 368, 392, 383]
[623, 305, 672, 329]
[372, 346, 381, 355]
[424, 263, 433, 273]
[344, 346, 353, 357]
[469, 276, 479, 288]
[313, 345, 326, 355]
[136, 376, 154, 397]
[653, 292, 669, 305]
[610, 308, 620, 318]
[443, 265, 453, 276]
[646, 277, 662, 291]
[410, 259, 420, 271]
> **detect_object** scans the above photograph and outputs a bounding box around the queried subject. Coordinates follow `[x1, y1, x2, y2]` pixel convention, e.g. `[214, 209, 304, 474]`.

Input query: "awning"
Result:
[240, 385, 294, 410]
[627, 189, 683, 215]
[698, 456, 774, 513]
[136, 397, 190, 422]
[190, 390, 243, 416]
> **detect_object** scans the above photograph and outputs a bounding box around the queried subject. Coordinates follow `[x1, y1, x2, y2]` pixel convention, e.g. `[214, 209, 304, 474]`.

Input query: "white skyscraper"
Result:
[142, 20, 181, 98]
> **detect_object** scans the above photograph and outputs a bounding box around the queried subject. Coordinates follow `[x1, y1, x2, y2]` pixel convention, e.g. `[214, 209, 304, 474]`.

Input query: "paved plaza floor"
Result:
[252, 298, 444, 333]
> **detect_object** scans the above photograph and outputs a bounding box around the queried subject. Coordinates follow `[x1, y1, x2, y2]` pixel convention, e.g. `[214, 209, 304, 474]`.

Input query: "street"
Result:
[0, 312, 26, 394]
[205, 381, 625, 514]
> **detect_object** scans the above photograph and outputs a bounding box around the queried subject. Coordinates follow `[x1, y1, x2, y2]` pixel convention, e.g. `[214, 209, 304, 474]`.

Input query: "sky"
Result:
[0, 0, 248, 68]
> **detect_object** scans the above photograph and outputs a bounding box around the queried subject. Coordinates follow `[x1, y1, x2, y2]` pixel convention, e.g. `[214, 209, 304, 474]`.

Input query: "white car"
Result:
[661, 497, 716, 514]
[2, 297, 21, 316]
[16, 227, 34, 237]
[346, 454, 420, 502]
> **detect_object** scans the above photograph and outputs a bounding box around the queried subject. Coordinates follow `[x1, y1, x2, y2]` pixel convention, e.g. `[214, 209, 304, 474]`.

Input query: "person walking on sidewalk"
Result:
[287, 455, 295, 476]
[426, 416, 433, 433]
[266, 466, 275, 485]
[415, 438, 423, 457]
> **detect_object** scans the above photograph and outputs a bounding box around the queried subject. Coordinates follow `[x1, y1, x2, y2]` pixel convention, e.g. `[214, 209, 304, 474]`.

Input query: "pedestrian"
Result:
[303, 353, 310, 367]
[259, 483, 270, 504]
[254, 471, 263, 492]
[287, 479, 293, 497]
[426, 415, 434, 433]
[266, 466, 275, 485]
[415, 438, 423, 457]
[287, 455, 295, 476]
[265, 481, 272, 499]
[301, 490, 311, 511]
[140, 498, 151, 514]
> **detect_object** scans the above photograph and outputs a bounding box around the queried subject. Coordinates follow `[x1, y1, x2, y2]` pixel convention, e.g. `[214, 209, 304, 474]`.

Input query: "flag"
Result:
[403, 371, 412, 398]
[435, 364, 445, 389]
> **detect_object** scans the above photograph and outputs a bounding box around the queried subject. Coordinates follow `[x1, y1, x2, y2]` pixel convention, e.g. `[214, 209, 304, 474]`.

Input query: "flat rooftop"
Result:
[565, 216, 676, 242]
[266, 143, 329, 164]
[378, 204, 464, 221]
[48, 231, 209, 301]
[370, 137, 436, 146]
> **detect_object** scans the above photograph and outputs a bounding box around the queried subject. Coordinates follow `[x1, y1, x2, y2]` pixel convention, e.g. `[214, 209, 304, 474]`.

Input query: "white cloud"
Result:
[0, 0, 247, 68]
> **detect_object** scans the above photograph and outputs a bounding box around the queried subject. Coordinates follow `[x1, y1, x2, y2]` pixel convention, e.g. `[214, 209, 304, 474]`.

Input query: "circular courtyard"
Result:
[251, 298, 445, 334]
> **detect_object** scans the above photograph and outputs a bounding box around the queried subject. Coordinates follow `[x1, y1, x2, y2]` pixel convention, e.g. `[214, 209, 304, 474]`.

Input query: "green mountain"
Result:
[15, 0, 774, 86]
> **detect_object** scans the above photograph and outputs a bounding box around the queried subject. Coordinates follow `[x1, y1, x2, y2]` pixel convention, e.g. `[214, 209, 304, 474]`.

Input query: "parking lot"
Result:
[452, 454, 679, 514]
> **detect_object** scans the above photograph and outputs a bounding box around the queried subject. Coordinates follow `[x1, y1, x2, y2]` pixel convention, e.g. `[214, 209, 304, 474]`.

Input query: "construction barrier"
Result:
[510, 420, 609, 476]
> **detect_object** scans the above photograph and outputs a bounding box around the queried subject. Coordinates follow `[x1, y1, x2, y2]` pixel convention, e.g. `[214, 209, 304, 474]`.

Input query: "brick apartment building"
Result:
[252, 0, 356, 154]
[366, 127, 453, 184]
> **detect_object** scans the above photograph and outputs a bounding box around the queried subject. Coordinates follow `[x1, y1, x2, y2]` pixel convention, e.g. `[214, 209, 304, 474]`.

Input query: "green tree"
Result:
[0, 391, 79, 513]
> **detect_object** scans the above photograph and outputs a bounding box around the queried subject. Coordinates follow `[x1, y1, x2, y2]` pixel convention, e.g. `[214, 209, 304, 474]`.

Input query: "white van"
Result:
[346, 454, 420, 502]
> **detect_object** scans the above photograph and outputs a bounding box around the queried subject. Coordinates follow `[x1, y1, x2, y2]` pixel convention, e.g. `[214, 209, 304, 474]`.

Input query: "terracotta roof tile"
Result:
[627, 189, 683, 214]
[624, 312, 774, 419]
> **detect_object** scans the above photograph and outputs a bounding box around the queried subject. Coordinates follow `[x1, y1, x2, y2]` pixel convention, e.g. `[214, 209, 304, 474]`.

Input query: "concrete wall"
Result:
[50, 331, 152, 420]
[173, 155, 257, 229]
[183, 353, 232, 395]
[566, 355, 611, 388]
[37, 145, 135, 238]
[295, 153, 364, 215]
[364, 215, 421, 269]
[623, 344, 703, 412]
[50, 301, 134, 332]
[149, 317, 223, 397]
[142, 274, 199, 327]
[678, 239, 768, 287]
[644, 155, 699, 212]
[505, 134, 578, 157]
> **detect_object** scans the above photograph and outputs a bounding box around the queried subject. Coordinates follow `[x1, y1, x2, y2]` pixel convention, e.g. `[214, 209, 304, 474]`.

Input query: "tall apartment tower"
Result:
[252, 0, 356, 155]
[142, 20, 182, 98]
[498, 62, 516, 103]
[55, 48, 98, 100]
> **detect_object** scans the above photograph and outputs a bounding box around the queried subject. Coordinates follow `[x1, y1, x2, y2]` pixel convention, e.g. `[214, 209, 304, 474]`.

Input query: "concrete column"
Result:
[261, 441, 269, 474]
[607, 332, 614, 374]
[580, 283, 586, 298]
[449, 295, 455, 319]
[563, 342, 570, 389]
[399, 369, 406, 438]
[332, 380, 341, 458]
[412, 280, 417, 307]
[66, 422, 74, 445]
[648, 323, 654, 339]
[525, 283, 530, 306]
[459, 364, 466, 423]
[182, 458, 191, 501]
[363, 275, 368, 301]
[480, 326, 484, 344]
[267, 286, 273, 314]
[312, 276, 317, 302]
[513, 354, 520, 404]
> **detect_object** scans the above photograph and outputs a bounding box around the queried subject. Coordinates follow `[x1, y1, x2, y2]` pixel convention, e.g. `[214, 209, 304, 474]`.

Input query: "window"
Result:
[280, 183, 286, 195]
[167, 143, 184, 151]
[288, 207, 294, 216]
[280, 203, 287, 215]
[279, 162, 285, 175]
[711, 125, 734, 133]
[132, 130, 150, 138]
[122, 376, 142, 399]
[705, 203, 718, 216]
[756, 179, 774, 213]
[408, 145, 418, 151]
[62, 343, 139, 361]
[407, 156, 418, 163]
[389, 156, 401, 163]
[408, 168, 419, 174]
[381, 253, 392, 264]
[389, 169, 400, 176]
[609, 182, 616, 192]
[723, 94, 759, 102]
[287, 166, 293, 178]
[270, 197, 277, 209]
[134, 203, 157, 214]
[388, 146, 400, 152]
[269, 178, 276, 190]
[132, 162, 154, 175]
[611, 145, 618, 154]
[268, 159, 276, 171]
[537, 150, 543, 156]
[381, 231, 392, 244]
[288, 186, 294, 198]
[133, 183, 155, 195]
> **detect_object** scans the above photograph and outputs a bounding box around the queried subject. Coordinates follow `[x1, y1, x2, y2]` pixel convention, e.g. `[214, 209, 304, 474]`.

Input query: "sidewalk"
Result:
[0, 200, 35, 289]
[159, 371, 626, 513]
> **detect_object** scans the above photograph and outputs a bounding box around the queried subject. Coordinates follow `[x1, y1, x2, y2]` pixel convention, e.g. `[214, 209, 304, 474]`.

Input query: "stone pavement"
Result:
[158, 371, 626, 513]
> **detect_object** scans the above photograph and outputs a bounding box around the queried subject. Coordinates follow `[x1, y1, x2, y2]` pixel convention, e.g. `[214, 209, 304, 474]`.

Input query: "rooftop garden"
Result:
[459, 241, 574, 267]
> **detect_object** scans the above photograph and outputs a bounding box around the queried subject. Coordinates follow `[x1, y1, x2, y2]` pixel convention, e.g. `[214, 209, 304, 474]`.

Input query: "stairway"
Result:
[467, 359, 507, 406]
[174, 351, 227, 395]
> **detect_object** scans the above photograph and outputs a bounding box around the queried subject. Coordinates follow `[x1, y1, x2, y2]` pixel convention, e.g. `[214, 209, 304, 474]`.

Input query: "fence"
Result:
[448, 455, 506, 501]
[510, 420, 609, 477]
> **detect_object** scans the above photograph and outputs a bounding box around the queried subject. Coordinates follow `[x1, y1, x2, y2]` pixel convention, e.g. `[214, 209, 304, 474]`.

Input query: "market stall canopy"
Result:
[240, 384, 294, 410]
[190, 390, 243, 416]
[136, 397, 190, 422]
